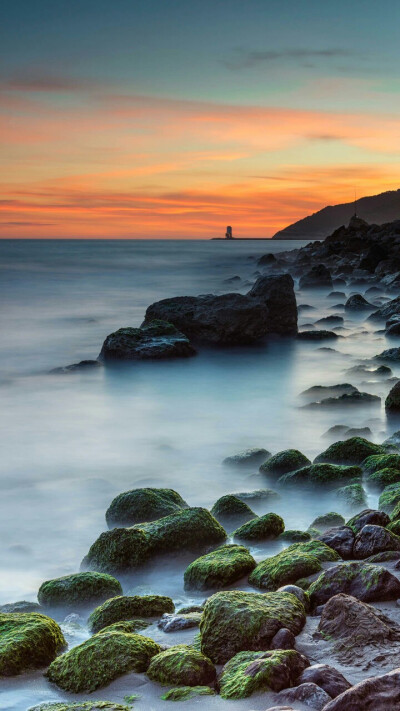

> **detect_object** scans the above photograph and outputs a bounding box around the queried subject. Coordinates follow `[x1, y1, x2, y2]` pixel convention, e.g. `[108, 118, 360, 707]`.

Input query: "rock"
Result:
[234, 488, 280, 503]
[147, 645, 216, 686]
[279, 463, 361, 487]
[299, 384, 356, 400]
[309, 561, 400, 607]
[96, 619, 150, 635]
[105, 487, 188, 528]
[270, 628, 296, 650]
[47, 631, 160, 692]
[322, 668, 400, 710]
[304, 391, 380, 408]
[88, 595, 175, 633]
[177, 604, 204, 614]
[223, 447, 270, 467]
[50, 359, 102, 375]
[248, 541, 338, 591]
[299, 663, 351, 699]
[367, 550, 400, 562]
[260, 449, 311, 476]
[386, 381, 400, 413]
[218, 649, 309, 699]
[376, 347, 400, 362]
[210, 495, 256, 528]
[299, 264, 333, 289]
[297, 330, 338, 340]
[347, 508, 391, 532]
[277, 682, 332, 709]
[233, 513, 285, 541]
[37, 572, 122, 608]
[311, 513, 345, 531]
[380, 484, 400, 512]
[314, 437, 384, 465]
[335, 482, 367, 508]
[158, 612, 202, 632]
[279, 530, 311, 542]
[83, 507, 226, 574]
[368, 467, 400, 490]
[161, 686, 215, 701]
[183, 544, 256, 591]
[346, 364, 392, 377]
[258, 253, 277, 265]
[0, 612, 65, 676]
[317, 593, 400, 659]
[200, 590, 306, 664]
[0, 601, 42, 614]
[143, 274, 298, 345]
[383, 429, 400, 447]
[386, 322, 400, 336]
[29, 704, 132, 711]
[315, 316, 344, 326]
[345, 294, 374, 310]
[99, 320, 196, 361]
[317, 526, 355, 559]
[360, 243, 388, 272]
[327, 292, 346, 299]
[277, 585, 309, 609]
[353, 524, 400, 558]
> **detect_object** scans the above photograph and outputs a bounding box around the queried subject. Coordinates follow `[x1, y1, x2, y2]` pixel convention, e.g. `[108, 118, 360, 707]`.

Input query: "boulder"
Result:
[260, 449, 311, 476]
[311, 513, 345, 531]
[157, 612, 202, 633]
[278, 530, 311, 542]
[299, 384, 356, 400]
[200, 590, 306, 664]
[99, 320, 196, 361]
[277, 585, 309, 609]
[322, 668, 400, 710]
[353, 524, 400, 558]
[363, 453, 400, 477]
[37, 572, 122, 608]
[270, 628, 297, 650]
[376, 347, 400, 362]
[299, 264, 332, 289]
[146, 645, 216, 686]
[304, 391, 380, 408]
[161, 687, 215, 701]
[210, 495, 256, 528]
[277, 682, 332, 710]
[297, 330, 338, 341]
[317, 526, 355, 559]
[299, 663, 351, 699]
[248, 541, 338, 591]
[88, 595, 175, 633]
[29, 704, 132, 711]
[218, 649, 309, 699]
[233, 513, 284, 541]
[309, 561, 400, 607]
[183, 544, 256, 591]
[50, 359, 102, 375]
[314, 437, 384, 465]
[386, 382, 400, 414]
[0, 601, 41, 614]
[143, 274, 298, 345]
[279, 463, 361, 487]
[105, 487, 188, 528]
[368, 467, 400, 490]
[0, 612, 65, 676]
[345, 294, 374, 310]
[347, 508, 390, 532]
[96, 619, 150, 635]
[223, 447, 270, 467]
[47, 631, 160, 692]
[335, 482, 367, 508]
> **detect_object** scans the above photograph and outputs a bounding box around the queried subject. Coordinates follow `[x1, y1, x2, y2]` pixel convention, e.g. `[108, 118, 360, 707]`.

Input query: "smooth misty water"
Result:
[1, 238, 399, 710]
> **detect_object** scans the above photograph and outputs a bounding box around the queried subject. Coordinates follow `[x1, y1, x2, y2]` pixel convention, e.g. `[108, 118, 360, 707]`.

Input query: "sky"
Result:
[1, 0, 400, 238]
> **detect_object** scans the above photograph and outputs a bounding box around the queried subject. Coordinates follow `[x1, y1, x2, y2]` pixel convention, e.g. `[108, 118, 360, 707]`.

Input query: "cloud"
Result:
[1, 71, 101, 93]
[222, 48, 362, 71]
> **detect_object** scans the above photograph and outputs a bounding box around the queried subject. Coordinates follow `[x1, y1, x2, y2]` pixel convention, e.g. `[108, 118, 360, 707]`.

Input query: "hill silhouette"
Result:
[272, 189, 400, 240]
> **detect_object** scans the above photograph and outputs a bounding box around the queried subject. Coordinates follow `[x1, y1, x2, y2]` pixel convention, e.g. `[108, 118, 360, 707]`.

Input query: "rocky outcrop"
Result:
[323, 668, 400, 710]
[299, 264, 332, 289]
[345, 294, 374, 310]
[99, 320, 196, 361]
[353, 524, 400, 558]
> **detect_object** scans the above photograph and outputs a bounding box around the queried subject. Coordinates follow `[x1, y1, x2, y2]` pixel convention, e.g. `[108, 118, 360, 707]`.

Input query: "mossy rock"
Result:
[278, 530, 311, 542]
[233, 513, 284, 541]
[279, 463, 362, 487]
[308, 561, 400, 606]
[29, 704, 132, 711]
[368, 468, 400, 490]
[161, 686, 215, 701]
[218, 648, 309, 699]
[106, 487, 188, 528]
[38, 572, 122, 608]
[391, 501, 400, 521]
[83, 508, 226, 574]
[366, 549, 400, 562]
[223, 448, 271, 467]
[314, 437, 384, 465]
[210, 495, 256, 526]
[47, 631, 160, 692]
[293, 540, 339, 562]
[147, 645, 216, 686]
[336, 483, 367, 508]
[363, 454, 400, 477]
[184, 544, 256, 591]
[260, 449, 311, 476]
[0, 612, 65, 676]
[200, 590, 306, 664]
[295, 577, 312, 590]
[88, 595, 174, 633]
[387, 520, 400, 536]
[379, 483, 400, 513]
[306, 527, 321, 538]
[96, 619, 150, 635]
[311, 512, 345, 530]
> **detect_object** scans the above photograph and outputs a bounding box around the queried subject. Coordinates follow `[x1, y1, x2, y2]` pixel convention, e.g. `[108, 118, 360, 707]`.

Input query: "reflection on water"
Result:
[0, 238, 399, 709]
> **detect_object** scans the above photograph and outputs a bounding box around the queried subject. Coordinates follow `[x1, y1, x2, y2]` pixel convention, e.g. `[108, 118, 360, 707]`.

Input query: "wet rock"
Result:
[386, 381, 400, 413]
[345, 294, 374, 310]
[161, 686, 215, 701]
[233, 513, 284, 541]
[335, 482, 367, 508]
[277, 682, 331, 709]
[223, 447, 270, 467]
[260, 449, 311, 476]
[304, 391, 380, 408]
[29, 704, 132, 711]
[38, 572, 122, 608]
[277, 585, 309, 609]
[279, 530, 311, 542]
[309, 561, 400, 606]
[183, 544, 256, 590]
[353, 524, 400, 558]
[376, 347, 400, 362]
[384, 429, 400, 447]
[0, 612, 65, 675]
[249, 541, 337, 591]
[315, 315, 344, 326]
[0, 601, 42, 614]
[347, 508, 391, 532]
[158, 612, 202, 632]
[211, 495, 256, 528]
[297, 330, 338, 340]
[299, 663, 351, 699]
[368, 467, 400, 490]
[258, 253, 277, 265]
[88, 595, 175, 633]
[99, 320, 196, 361]
[327, 291, 346, 299]
[314, 437, 384, 465]
[317, 526, 355, 559]
[311, 512, 345, 530]
[50, 359, 102, 374]
[379, 483, 400, 512]
[270, 627, 296, 650]
[279, 463, 361, 488]
[234, 488, 280, 503]
[322, 668, 400, 710]
[218, 649, 309, 699]
[299, 264, 333, 289]
[200, 590, 306, 663]
[299, 384, 356, 400]
[105, 487, 188, 528]
[386, 322, 400, 336]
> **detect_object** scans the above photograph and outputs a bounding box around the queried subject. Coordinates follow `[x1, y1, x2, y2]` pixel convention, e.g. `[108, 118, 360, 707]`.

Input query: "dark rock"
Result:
[315, 315, 344, 326]
[105, 487, 188, 528]
[347, 509, 390, 532]
[386, 322, 400, 336]
[386, 382, 400, 414]
[0, 600, 42, 614]
[157, 612, 202, 632]
[223, 448, 270, 467]
[360, 243, 388, 272]
[50, 360, 102, 374]
[297, 330, 338, 341]
[277, 585, 309, 609]
[99, 321, 196, 361]
[317, 526, 355, 559]
[210, 495, 256, 528]
[327, 291, 346, 299]
[260, 449, 311, 476]
[323, 668, 400, 711]
[314, 438, 384, 465]
[304, 391, 380, 408]
[299, 663, 351, 699]
[277, 682, 331, 710]
[299, 264, 333, 289]
[345, 294, 374, 310]
[353, 524, 400, 558]
[309, 561, 400, 606]
[299, 384, 356, 400]
[270, 627, 296, 650]
[258, 253, 277, 265]
[376, 347, 400, 362]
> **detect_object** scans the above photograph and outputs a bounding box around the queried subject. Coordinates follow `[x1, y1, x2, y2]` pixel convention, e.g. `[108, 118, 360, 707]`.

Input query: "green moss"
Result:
[38, 572, 122, 608]
[184, 544, 255, 591]
[336, 482, 367, 507]
[367, 468, 400, 490]
[147, 645, 216, 687]
[379, 484, 400, 513]
[306, 527, 321, 538]
[161, 686, 215, 701]
[96, 619, 150, 635]
[210, 495, 256, 525]
[106, 487, 188, 528]
[47, 631, 160, 692]
[249, 549, 321, 591]
[294, 577, 312, 590]
[0, 612, 65, 676]
[83, 508, 226, 574]
[308, 561, 400, 606]
[88, 595, 174, 633]
[363, 454, 400, 476]
[311, 512, 345, 529]
[387, 520, 400, 536]
[218, 649, 308, 699]
[29, 704, 132, 711]
[278, 530, 311, 542]
[259, 449, 311, 476]
[279, 464, 362, 487]
[200, 590, 306, 664]
[232, 513, 284, 541]
[314, 437, 384, 465]
[292, 540, 339, 562]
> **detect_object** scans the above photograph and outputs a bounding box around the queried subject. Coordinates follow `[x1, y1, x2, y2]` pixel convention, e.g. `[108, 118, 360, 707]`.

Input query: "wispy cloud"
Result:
[222, 48, 362, 71]
[0, 71, 101, 93]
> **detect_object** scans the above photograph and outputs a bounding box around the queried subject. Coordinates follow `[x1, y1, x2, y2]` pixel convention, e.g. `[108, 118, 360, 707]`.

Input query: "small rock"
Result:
[277, 682, 332, 710]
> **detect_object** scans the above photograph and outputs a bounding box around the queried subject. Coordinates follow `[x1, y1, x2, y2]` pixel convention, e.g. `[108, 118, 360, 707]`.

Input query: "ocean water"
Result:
[0, 238, 398, 710]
